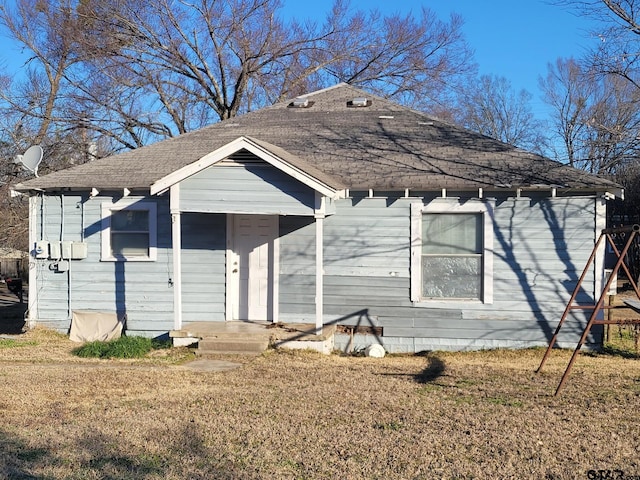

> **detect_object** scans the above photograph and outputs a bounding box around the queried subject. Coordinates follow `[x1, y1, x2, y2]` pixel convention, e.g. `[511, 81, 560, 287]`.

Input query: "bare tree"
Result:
[539, 58, 593, 168]
[0, 0, 81, 143]
[0, 73, 30, 252]
[0, 0, 116, 165]
[551, 1, 640, 282]
[555, 1, 640, 88]
[453, 74, 548, 154]
[315, 4, 476, 112]
[540, 57, 640, 174]
[0, 0, 475, 151]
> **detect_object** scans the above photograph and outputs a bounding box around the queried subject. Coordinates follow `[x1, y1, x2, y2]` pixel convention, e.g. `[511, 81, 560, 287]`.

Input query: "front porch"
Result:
[153, 138, 345, 337]
[170, 321, 337, 355]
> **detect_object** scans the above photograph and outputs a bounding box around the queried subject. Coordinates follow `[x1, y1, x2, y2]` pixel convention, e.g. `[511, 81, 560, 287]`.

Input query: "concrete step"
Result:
[197, 337, 269, 356]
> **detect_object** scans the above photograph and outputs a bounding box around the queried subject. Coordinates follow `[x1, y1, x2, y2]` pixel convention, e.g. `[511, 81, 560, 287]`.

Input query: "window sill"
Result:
[412, 299, 488, 308]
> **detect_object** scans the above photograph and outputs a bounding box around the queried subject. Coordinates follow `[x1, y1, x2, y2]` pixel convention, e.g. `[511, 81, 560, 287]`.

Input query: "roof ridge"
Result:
[299, 82, 352, 98]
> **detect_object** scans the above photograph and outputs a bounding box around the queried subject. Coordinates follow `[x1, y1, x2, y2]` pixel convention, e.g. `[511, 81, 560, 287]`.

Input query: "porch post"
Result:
[314, 192, 327, 336]
[315, 212, 324, 335]
[170, 184, 182, 330]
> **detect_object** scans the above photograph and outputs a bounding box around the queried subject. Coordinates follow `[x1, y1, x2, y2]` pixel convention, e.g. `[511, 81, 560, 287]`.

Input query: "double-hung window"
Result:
[101, 201, 157, 261]
[411, 200, 493, 303]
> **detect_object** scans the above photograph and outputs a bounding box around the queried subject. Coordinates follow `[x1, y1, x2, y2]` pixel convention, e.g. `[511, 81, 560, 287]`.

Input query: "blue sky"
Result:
[283, 0, 599, 119]
[0, 0, 598, 122]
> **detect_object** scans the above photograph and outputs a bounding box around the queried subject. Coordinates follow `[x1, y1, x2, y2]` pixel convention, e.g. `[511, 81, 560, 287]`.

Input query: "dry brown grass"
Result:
[0, 328, 639, 479]
[606, 287, 640, 354]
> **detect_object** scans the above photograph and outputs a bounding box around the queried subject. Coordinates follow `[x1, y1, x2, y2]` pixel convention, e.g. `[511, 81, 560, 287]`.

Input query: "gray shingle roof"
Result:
[14, 83, 621, 194]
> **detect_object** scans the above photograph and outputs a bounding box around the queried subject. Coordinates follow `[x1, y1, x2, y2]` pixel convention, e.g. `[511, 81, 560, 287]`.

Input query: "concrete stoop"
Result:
[196, 337, 269, 356]
[270, 324, 336, 354]
[170, 322, 337, 356]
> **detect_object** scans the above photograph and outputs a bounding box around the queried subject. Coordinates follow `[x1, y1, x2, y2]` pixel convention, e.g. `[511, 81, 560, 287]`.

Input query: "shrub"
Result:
[73, 336, 170, 359]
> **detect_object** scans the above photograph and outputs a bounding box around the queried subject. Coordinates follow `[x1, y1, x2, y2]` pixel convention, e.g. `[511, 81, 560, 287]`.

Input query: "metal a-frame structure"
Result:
[537, 224, 640, 395]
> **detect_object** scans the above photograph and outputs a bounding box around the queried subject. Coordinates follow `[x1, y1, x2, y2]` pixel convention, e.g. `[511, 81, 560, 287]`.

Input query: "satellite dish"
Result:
[14, 145, 43, 177]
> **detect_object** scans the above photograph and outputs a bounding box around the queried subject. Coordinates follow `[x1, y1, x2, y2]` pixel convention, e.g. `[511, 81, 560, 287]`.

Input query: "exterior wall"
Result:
[279, 216, 316, 315]
[30, 189, 603, 351]
[279, 194, 602, 353]
[29, 193, 174, 336]
[180, 213, 226, 322]
[179, 164, 316, 215]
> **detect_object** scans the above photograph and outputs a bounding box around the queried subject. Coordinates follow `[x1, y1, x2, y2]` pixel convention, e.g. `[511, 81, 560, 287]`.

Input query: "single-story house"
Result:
[13, 83, 622, 352]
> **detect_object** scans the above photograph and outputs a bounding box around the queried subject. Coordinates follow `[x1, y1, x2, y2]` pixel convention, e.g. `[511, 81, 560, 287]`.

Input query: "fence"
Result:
[0, 256, 28, 280]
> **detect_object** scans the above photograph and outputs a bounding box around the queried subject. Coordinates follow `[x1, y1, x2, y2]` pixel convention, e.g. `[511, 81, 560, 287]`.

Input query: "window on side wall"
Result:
[101, 202, 157, 261]
[411, 201, 493, 304]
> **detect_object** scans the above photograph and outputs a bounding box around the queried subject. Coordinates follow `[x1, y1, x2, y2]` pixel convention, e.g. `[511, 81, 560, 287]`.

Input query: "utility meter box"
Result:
[35, 240, 49, 259]
[70, 242, 88, 259]
[49, 241, 61, 260]
[61, 241, 73, 259]
[55, 260, 69, 272]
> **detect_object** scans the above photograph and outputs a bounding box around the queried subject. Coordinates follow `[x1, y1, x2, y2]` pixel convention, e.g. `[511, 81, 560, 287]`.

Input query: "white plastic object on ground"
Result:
[365, 344, 385, 358]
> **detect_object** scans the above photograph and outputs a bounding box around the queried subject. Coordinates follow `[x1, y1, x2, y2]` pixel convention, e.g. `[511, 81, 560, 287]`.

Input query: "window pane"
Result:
[422, 256, 481, 299]
[111, 233, 149, 257]
[111, 210, 149, 232]
[422, 213, 481, 255]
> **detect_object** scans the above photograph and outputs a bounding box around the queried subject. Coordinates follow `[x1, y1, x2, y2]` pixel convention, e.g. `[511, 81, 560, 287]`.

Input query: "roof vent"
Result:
[289, 97, 313, 108]
[348, 97, 370, 108]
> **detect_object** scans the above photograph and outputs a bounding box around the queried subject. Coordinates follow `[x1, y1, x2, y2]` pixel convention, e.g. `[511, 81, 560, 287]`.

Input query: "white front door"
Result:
[228, 214, 278, 321]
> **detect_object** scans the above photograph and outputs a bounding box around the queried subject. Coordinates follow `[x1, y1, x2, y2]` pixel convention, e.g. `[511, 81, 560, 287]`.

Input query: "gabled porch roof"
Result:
[150, 136, 346, 199]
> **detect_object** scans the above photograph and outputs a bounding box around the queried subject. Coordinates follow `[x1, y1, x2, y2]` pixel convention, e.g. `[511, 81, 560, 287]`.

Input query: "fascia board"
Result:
[150, 136, 341, 198]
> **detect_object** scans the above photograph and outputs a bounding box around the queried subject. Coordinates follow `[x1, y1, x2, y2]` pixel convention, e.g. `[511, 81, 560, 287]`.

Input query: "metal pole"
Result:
[536, 232, 605, 373]
[605, 232, 640, 300]
[554, 230, 638, 395]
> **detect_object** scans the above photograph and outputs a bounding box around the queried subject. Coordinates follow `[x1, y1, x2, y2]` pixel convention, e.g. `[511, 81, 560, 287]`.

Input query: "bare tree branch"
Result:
[540, 57, 640, 174]
[453, 75, 548, 154]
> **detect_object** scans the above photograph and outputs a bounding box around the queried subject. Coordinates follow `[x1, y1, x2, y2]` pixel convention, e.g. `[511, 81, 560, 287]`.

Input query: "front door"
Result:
[228, 214, 278, 321]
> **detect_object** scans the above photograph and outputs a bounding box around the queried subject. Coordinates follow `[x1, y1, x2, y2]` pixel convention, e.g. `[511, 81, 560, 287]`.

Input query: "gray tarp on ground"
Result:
[69, 310, 124, 342]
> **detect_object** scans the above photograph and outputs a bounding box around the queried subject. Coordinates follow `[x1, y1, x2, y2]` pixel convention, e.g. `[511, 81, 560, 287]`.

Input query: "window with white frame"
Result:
[411, 200, 493, 303]
[101, 201, 157, 261]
